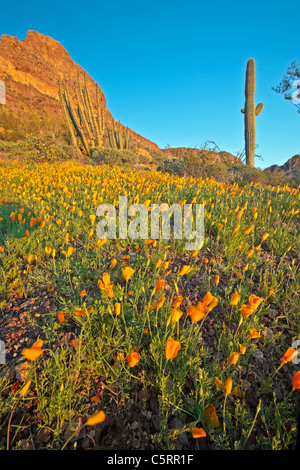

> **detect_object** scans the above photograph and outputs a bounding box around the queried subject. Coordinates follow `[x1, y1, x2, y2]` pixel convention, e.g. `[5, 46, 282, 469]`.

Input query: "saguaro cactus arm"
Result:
[255, 102, 264, 116]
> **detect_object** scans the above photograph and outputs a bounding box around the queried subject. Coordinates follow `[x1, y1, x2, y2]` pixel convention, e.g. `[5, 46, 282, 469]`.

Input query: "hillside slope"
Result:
[0, 30, 160, 152]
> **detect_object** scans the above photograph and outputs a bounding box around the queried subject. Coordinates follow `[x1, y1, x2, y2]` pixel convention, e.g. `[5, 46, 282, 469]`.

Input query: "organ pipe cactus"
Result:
[108, 120, 130, 150]
[241, 59, 264, 167]
[58, 73, 106, 156]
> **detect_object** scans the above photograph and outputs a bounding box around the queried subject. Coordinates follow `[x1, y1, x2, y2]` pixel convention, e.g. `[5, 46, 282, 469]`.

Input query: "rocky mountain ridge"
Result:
[0, 30, 298, 181]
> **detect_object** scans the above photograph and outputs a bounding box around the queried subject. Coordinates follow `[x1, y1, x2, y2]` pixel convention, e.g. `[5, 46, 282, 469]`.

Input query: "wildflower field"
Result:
[0, 160, 299, 450]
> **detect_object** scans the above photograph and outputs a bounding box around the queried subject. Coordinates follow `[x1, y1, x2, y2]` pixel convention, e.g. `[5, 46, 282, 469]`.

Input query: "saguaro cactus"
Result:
[241, 59, 264, 167]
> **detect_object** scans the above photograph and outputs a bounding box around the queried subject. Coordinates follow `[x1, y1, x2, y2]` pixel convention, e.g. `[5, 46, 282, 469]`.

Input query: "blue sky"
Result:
[1, 0, 299, 168]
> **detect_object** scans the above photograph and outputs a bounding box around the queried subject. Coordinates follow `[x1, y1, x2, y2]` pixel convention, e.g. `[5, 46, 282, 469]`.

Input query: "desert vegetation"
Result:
[0, 158, 299, 450]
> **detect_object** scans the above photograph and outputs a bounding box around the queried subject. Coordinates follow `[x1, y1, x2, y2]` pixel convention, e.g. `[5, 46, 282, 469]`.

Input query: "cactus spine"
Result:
[241, 58, 264, 167]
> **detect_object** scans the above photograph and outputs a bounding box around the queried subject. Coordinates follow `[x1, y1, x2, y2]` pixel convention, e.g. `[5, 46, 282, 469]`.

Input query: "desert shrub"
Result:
[157, 158, 186, 176]
[0, 106, 68, 143]
[17, 132, 75, 163]
[227, 165, 289, 186]
[91, 147, 139, 166]
[158, 152, 292, 187]
[158, 152, 230, 181]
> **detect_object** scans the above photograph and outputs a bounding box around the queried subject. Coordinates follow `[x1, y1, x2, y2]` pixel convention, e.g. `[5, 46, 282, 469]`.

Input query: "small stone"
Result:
[131, 421, 139, 430]
[15, 361, 30, 382]
[19, 438, 34, 450]
[133, 439, 141, 449]
[64, 418, 83, 442]
[36, 428, 52, 444]
[242, 380, 251, 391]
[262, 328, 274, 340]
[80, 437, 91, 449]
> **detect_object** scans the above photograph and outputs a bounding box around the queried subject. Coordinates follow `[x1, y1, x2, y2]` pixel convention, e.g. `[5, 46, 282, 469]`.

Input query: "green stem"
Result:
[61, 424, 86, 450]
[6, 397, 20, 450]
[241, 399, 261, 449]
[223, 394, 228, 435]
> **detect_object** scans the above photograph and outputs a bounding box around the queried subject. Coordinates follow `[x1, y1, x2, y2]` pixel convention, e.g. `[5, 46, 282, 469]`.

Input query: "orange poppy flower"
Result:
[240, 294, 264, 318]
[150, 295, 166, 311]
[74, 309, 87, 316]
[280, 347, 297, 364]
[98, 273, 114, 298]
[19, 379, 32, 397]
[126, 351, 140, 367]
[179, 265, 192, 276]
[173, 296, 183, 308]
[223, 378, 232, 396]
[187, 304, 207, 322]
[244, 225, 254, 235]
[57, 311, 65, 322]
[155, 280, 166, 292]
[191, 427, 207, 438]
[292, 371, 300, 390]
[204, 404, 219, 428]
[229, 352, 239, 365]
[21, 347, 43, 361]
[86, 410, 106, 426]
[249, 328, 261, 339]
[109, 259, 117, 269]
[165, 337, 181, 360]
[122, 266, 135, 280]
[97, 238, 107, 247]
[31, 339, 43, 348]
[202, 292, 218, 311]
[230, 292, 241, 306]
[248, 294, 264, 309]
[114, 303, 121, 316]
[171, 308, 183, 322]
[215, 377, 223, 388]
[261, 233, 269, 242]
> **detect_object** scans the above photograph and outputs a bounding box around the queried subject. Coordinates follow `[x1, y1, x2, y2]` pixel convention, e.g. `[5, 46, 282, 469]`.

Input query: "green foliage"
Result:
[90, 147, 139, 166]
[0, 106, 68, 142]
[158, 152, 291, 187]
[273, 60, 300, 114]
[20, 133, 72, 163]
